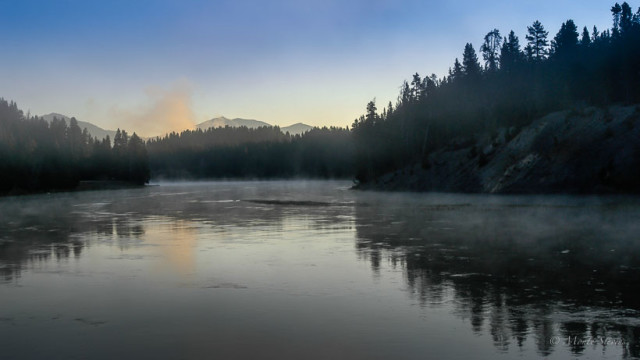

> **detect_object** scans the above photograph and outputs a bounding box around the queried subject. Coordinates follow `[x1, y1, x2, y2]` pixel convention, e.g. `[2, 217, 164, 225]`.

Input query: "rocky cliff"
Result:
[356, 105, 640, 194]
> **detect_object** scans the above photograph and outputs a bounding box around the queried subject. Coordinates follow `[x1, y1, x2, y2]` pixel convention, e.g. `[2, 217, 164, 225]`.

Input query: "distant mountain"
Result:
[281, 123, 312, 135]
[195, 116, 271, 130]
[41, 113, 116, 141]
[195, 116, 313, 135]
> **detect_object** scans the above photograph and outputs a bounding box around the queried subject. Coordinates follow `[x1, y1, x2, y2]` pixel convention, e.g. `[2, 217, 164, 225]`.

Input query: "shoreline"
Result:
[353, 105, 640, 195]
[0, 180, 147, 198]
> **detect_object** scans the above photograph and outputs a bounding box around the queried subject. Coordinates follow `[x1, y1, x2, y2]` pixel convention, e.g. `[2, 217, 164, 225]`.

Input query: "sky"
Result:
[0, 0, 616, 136]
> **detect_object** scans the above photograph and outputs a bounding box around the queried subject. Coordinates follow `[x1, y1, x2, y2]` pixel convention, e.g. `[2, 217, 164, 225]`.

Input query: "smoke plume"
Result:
[110, 79, 196, 137]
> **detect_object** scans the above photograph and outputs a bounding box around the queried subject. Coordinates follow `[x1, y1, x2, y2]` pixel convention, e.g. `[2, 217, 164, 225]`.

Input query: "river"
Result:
[1, 181, 639, 359]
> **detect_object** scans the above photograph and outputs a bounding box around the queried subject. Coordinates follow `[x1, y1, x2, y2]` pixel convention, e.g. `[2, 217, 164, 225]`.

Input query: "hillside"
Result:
[1, 100, 149, 194]
[356, 105, 640, 193]
[350, 2, 640, 194]
[41, 113, 116, 140]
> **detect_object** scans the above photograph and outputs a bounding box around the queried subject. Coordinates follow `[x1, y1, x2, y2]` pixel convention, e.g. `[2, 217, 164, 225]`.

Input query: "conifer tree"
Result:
[462, 43, 481, 79]
[481, 29, 502, 71]
[612, 3, 622, 36]
[591, 26, 600, 42]
[552, 20, 579, 57]
[499, 30, 522, 72]
[581, 26, 591, 46]
[526, 20, 549, 60]
[451, 58, 463, 81]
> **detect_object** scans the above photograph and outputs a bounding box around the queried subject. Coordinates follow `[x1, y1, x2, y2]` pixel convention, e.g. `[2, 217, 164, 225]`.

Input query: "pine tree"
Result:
[462, 43, 481, 79]
[481, 29, 502, 71]
[451, 58, 463, 81]
[411, 73, 423, 101]
[526, 20, 549, 61]
[591, 26, 600, 42]
[620, 2, 633, 34]
[552, 20, 579, 57]
[499, 30, 522, 72]
[399, 81, 411, 106]
[612, 3, 622, 37]
[127, 133, 150, 184]
[365, 99, 378, 124]
[581, 26, 591, 46]
[67, 117, 84, 161]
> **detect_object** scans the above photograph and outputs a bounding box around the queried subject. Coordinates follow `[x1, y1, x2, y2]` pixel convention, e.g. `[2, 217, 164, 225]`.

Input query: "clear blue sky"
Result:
[0, 0, 616, 136]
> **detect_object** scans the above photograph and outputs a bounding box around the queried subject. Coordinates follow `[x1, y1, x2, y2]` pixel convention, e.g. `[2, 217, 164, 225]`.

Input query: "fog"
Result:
[1, 181, 639, 359]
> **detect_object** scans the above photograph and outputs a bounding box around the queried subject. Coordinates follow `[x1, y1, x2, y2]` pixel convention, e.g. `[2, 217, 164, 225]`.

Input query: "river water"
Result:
[1, 181, 639, 359]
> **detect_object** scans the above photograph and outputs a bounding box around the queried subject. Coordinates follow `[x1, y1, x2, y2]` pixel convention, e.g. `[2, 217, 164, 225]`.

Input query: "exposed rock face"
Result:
[358, 105, 640, 193]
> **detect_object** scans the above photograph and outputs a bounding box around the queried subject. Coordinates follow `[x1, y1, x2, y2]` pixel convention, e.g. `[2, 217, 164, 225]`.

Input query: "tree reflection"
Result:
[0, 185, 293, 282]
[354, 195, 640, 358]
[0, 197, 145, 282]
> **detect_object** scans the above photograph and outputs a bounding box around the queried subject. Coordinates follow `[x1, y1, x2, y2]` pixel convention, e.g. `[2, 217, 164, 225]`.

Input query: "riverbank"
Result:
[1, 180, 147, 197]
[355, 105, 640, 194]
[75, 180, 148, 191]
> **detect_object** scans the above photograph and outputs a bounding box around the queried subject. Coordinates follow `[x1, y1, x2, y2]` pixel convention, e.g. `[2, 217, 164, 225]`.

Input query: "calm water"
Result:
[1, 181, 640, 359]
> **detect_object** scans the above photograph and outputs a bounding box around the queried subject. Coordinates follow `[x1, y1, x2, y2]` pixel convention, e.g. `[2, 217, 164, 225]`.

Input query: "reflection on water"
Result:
[1, 181, 640, 359]
[354, 194, 640, 358]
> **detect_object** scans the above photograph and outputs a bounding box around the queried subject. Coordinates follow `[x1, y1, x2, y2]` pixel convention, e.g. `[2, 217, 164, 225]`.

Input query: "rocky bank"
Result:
[356, 105, 640, 194]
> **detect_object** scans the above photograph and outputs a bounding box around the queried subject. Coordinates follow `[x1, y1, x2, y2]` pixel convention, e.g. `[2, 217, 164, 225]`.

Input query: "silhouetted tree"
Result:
[366, 99, 378, 123]
[620, 2, 634, 33]
[481, 29, 502, 71]
[591, 26, 600, 42]
[411, 73, 424, 101]
[462, 43, 482, 79]
[451, 58, 463, 80]
[126, 133, 150, 184]
[552, 20, 579, 57]
[580, 26, 591, 46]
[612, 3, 622, 37]
[499, 30, 522, 72]
[526, 20, 549, 61]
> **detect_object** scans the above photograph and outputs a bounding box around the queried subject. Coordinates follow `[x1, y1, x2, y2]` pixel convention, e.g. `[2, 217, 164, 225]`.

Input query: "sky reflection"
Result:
[1, 182, 639, 359]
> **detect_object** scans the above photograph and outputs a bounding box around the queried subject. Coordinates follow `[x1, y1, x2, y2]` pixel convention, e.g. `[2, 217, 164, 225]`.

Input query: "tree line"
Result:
[146, 126, 354, 179]
[0, 96, 354, 194]
[0, 98, 149, 194]
[351, 2, 640, 183]
[2, 2, 638, 191]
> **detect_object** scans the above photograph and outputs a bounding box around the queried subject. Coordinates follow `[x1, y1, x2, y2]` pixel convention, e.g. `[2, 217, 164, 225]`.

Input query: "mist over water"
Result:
[1, 181, 639, 359]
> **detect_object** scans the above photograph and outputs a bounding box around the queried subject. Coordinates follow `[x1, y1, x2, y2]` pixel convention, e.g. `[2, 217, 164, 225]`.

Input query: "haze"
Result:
[0, 0, 611, 136]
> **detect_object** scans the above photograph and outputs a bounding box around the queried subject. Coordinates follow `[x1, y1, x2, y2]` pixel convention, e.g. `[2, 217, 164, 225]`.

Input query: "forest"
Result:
[0, 99, 149, 194]
[1, 2, 639, 193]
[146, 126, 353, 179]
[351, 2, 640, 183]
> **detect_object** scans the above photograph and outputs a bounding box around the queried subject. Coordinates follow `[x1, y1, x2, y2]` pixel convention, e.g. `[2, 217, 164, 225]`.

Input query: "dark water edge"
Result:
[0, 180, 146, 197]
[1, 181, 640, 359]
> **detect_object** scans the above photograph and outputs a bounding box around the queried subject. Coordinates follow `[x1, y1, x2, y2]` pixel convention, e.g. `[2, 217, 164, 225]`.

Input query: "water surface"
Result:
[1, 181, 639, 359]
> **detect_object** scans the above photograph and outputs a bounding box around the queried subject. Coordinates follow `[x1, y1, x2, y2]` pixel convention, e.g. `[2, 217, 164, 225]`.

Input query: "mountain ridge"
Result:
[195, 117, 313, 135]
[40, 113, 117, 141]
[39, 113, 315, 138]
